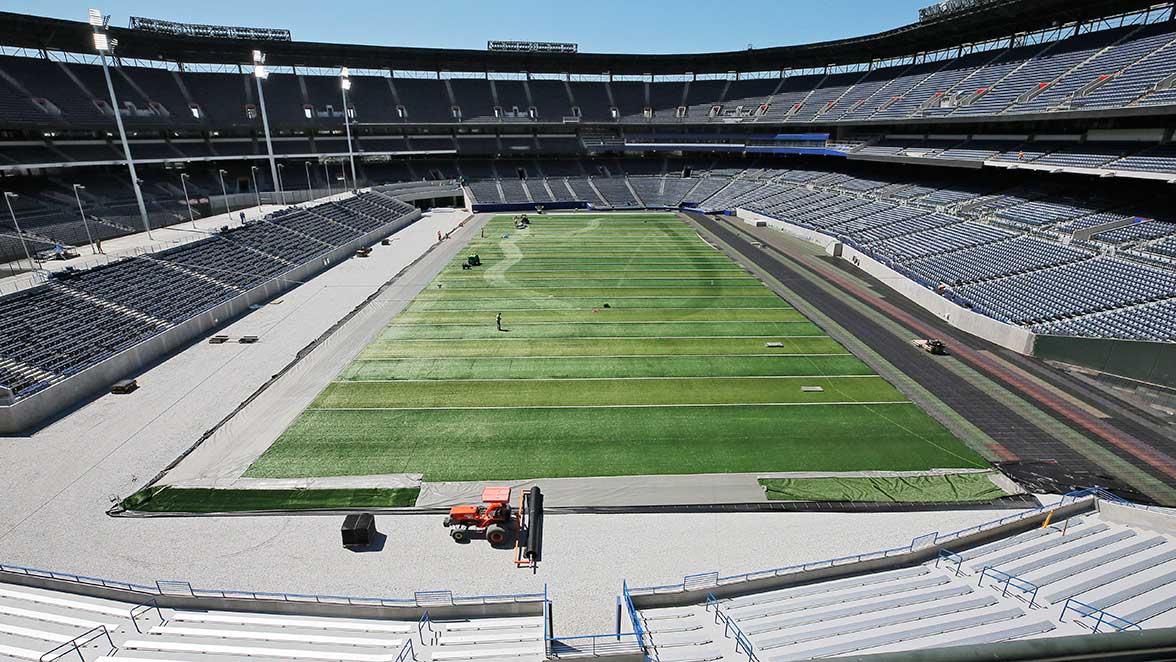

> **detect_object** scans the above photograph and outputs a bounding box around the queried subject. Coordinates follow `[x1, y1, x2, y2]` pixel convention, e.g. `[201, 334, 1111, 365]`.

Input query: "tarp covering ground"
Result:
[246, 213, 988, 483]
[759, 473, 1008, 503]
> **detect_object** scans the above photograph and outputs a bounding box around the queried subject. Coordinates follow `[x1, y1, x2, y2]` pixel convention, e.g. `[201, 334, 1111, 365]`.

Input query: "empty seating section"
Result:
[908, 237, 1092, 285]
[0, 19, 1175, 135]
[638, 505, 1176, 661]
[0, 193, 418, 399]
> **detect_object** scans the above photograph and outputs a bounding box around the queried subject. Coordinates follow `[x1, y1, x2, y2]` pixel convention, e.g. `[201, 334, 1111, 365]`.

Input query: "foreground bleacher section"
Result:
[0, 574, 546, 662]
[464, 160, 1176, 343]
[0, 191, 418, 402]
[630, 491, 1176, 661]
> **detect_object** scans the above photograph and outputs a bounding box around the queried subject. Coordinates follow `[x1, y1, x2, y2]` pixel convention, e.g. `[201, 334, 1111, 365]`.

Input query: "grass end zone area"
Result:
[170, 211, 996, 510]
[758, 473, 1009, 503]
[118, 486, 420, 513]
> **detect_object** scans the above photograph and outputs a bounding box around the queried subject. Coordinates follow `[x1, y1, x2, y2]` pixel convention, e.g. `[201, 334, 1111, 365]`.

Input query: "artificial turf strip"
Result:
[406, 297, 790, 311]
[338, 355, 872, 381]
[246, 405, 985, 481]
[380, 321, 827, 340]
[393, 308, 804, 324]
[313, 376, 904, 409]
[120, 486, 420, 512]
[360, 337, 848, 358]
[757, 473, 1009, 503]
[248, 212, 988, 485]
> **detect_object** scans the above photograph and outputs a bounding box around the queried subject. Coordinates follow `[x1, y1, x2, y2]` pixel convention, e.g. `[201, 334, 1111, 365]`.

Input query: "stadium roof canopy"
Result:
[0, 0, 1166, 75]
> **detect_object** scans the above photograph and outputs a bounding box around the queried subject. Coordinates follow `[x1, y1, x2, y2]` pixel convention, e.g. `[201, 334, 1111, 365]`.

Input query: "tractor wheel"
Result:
[486, 524, 509, 546]
[451, 528, 469, 543]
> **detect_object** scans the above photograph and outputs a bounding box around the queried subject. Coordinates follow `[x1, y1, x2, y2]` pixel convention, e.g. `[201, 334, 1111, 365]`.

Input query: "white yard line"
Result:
[353, 353, 855, 360]
[333, 375, 881, 383]
[308, 401, 914, 412]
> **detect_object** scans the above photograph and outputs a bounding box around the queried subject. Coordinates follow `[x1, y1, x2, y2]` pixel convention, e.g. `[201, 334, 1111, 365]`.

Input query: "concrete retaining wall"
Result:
[735, 209, 1037, 355]
[0, 209, 421, 434]
[630, 498, 1094, 609]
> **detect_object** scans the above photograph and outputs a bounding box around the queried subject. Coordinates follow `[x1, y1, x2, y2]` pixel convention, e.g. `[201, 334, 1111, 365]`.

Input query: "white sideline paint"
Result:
[0, 603, 118, 632]
[170, 611, 413, 633]
[150, 624, 403, 646]
[122, 639, 400, 661]
[337, 375, 879, 383]
[0, 587, 128, 618]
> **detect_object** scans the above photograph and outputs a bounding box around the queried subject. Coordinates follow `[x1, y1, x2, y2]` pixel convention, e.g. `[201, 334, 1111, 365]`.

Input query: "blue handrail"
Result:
[394, 638, 415, 662]
[978, 566, 1040, 608]
[935, 549, 965, 577]
[1061, 598, 1142, 633]
[628, 487, 1116, 595]
[705, 592, 758, 662]
[621, 580, 646, 652]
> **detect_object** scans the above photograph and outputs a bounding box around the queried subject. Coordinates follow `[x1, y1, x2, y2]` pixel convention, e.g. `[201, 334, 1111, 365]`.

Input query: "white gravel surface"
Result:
[0, 208, 1028, 637]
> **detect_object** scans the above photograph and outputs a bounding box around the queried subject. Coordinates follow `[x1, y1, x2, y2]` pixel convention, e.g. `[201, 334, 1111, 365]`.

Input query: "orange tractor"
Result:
[443, 486, 516, 546]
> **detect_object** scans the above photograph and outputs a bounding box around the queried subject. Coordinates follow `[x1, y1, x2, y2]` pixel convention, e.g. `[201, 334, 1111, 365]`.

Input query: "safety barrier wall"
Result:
[0, 562, 544, 621]
[735, 209, 1037, 354]
[626, 489, 1106, 609]
[0, 205, 421, 434]
[1034, 334, 1176, 389]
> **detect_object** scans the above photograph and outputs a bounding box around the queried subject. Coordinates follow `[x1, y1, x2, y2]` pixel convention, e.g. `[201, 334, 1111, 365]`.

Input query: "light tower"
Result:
[252, 50, 283, 206]
[340, 67, 358, 191]
[89, 8, 152, 238]
[71, 184, 97, 253]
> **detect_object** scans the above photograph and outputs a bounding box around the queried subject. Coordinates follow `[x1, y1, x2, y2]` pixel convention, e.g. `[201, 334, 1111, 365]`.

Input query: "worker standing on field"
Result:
[496, 312, 503, 332]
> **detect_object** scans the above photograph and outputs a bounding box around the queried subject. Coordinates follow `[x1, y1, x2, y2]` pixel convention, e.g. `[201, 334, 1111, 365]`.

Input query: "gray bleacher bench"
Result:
[744, 584, 974, 636]
[1084, 567, 1176, 612]
[758, 595, 998, 649]
[770, 608, 1025, 661]
[723, 566, 929, 611]
[998, 530, 1136, 576]
[1045, 547, 1176, 603]
[976, 523, 1108, 568]
[1030, 536, 1166, 588]
[732, 575, 951, 623]
[945, 619, 1057, 646]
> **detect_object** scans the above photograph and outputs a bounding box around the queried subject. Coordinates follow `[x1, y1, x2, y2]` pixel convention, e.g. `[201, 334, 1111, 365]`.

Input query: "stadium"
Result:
[1, 0, 1176, 659]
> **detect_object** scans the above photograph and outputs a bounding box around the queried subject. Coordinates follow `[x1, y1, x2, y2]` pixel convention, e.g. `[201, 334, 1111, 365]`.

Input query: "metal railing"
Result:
[547, 633, 643, 658]
[1061, 598, 1143, 633]
[38, 624, 114, 662]
[705, 592, 758, 662]
[129, 597, 164, 634]
[0, 561, 545, 609]
[394, 638, 416, 662]
[416, 610, 433, 644]
[627, 488, 1112, 596]
[935, 549, 966, 577]
[621, 580, 647, 652]
[978, 566, 1040, 608]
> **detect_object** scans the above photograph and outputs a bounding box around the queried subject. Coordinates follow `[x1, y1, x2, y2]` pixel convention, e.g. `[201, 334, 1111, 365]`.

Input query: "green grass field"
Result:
[244, 212, 987, 484]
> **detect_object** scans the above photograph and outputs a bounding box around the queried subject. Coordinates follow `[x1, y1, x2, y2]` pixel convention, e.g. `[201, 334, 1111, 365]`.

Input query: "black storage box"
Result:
[110, 379, 138, 394]
[341, 513, 376, 549]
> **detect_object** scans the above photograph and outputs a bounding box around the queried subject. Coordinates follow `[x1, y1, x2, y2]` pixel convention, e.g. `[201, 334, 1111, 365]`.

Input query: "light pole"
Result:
[340, 67, 358, 192]
[304, 161, 312, 202]
[89, 8, 151, 239]
[180, 173, 196, 229]
[250, 165, 262, 210]
[323, 162, 332, 198]
[276, 163, 286, 205]
[252, 50, 283, 207]
[71, 184, 97, 254]
[218, 169, 230, 218]
[3, 192, 35, 272]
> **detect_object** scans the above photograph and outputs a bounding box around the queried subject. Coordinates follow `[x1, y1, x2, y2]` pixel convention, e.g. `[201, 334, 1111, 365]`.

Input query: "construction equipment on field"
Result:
[443, 486, 543, 570]
[913, 338, 949, 355]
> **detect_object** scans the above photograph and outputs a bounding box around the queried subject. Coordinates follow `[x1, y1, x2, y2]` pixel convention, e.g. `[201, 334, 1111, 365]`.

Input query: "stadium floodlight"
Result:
[250, 165, 262, 209]
[250, 50, 282, 210]
[276, 163, 287, 205]
[340, 67, 358, 193]
[3, 192, 35, 271]
[218, 169, 230, 218]
[180, 173, 196, 228]
[89, 8, 152, 239]
[71, 185, 97, 254]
